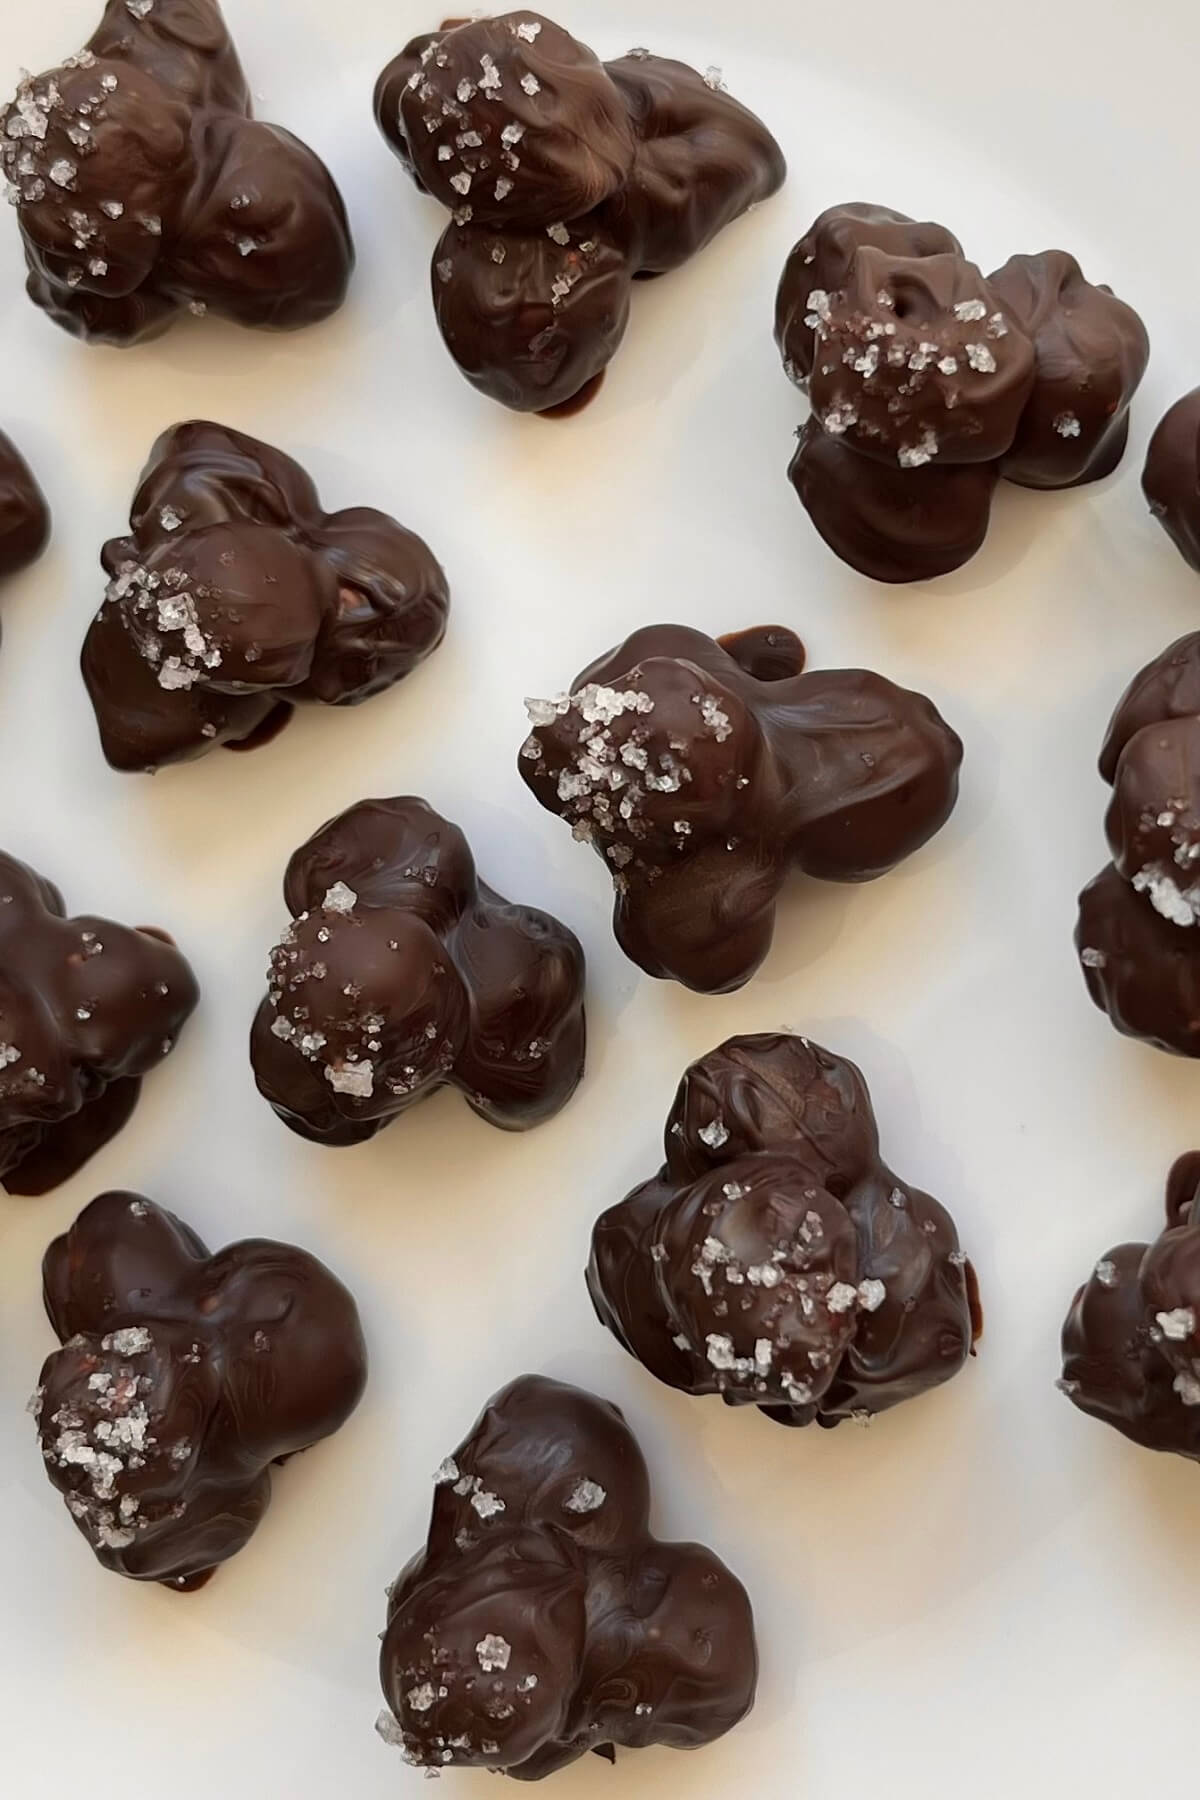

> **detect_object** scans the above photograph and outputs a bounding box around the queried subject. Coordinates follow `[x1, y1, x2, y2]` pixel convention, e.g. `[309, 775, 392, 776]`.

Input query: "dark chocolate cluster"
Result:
[1061, 1153, 1200, 1459]
[32, 1191, 367, 1587]
[0, 431, 50, 597]
[374, 12, 785, 413]
[1143, 387, 1200, 573]
[589, 1034, 980, 1426]
[1076, 633, 1200, 1054]
[0, 851, 198, 1195]
[251, 797, 586, 1142]
[81, 421, 449, 770]
[377, 1374, 756, 1779]
[518, 623, 962, 992]
[776, 204, 1148, 581]
[1, 0, 353, 345]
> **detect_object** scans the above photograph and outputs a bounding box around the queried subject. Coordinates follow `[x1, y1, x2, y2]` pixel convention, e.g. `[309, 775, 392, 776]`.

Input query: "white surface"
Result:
[2, 0, 1200, 1793]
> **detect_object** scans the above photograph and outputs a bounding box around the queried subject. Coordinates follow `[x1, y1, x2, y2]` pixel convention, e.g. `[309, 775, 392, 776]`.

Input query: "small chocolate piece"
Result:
[377, 1374, 756, 1778]
[1061, 1155, 1200, 1459]
[1076, 633, 1200, 1054]
[0, 431, 50, 587]
[989, 251, 1149, 489]
[374, 17, 784, 413]
[81, 422, 448, 770]
[519, 623, 962, 992]
[1, 0, 353, 345]
[251, 797, 586, 1142]
[589, 1034, 980, 1427]
[0, 852, 198, 1194]
[1143, 388, 1200, 572]
[33, 1191, 366, 1587]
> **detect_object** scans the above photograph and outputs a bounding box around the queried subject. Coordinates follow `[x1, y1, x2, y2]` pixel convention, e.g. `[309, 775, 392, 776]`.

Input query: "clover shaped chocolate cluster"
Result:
[377, 1374, 757, 1779]
[374, 11, 785, 412]
[0, 850, 197, 1195]
[82, 421, 449, 770]
[589, 1033, 980, 1426]
[1, 0, 354, 345]
[251, 797, 586, 1142]
[519, 623, 962, 992]
[32, 1191, 367, 1587]
[776, 204, 1149, 581]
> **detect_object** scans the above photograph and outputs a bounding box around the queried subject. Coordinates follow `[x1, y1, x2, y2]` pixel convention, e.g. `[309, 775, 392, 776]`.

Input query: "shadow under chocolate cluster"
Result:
[32, 1191, 367, 1587]
[775, 204, 1149, 581]
[0, 0, 354, 345]
[82, 421, 449, 770]
[589, 1033, 980, 1426]
[0, 850, 197, 1195]
[251, 797, 586, 1142]
[519, 622, 962, 992]
[377, 1374, 756, 1779]
[374, 11, 785, 412]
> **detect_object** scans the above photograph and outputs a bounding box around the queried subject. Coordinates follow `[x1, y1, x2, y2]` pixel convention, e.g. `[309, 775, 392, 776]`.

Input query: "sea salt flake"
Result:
[449, 171, 471, 196]
[501, 122, 525, 147]
[1054, 411, 1082, 438]
[826, 1282, 858, 1314]
[520, 73, 541, 95]
[102, 1326, 152, 1355]
[546, 221, 570, 246]
[471, 1489, 505, 1520]
[564, 1478, 606, 1514]
[1174, 1371, 1200, 1406]
[1080, 947, 1106, 968]
[515, 20, 542, 40]
[953, 299, 987, 322]
[407, 1684, 437, 1713]
[323, 882, 357, 915]
[965, 342, 997, 374]
[703, 66, 726, 91]
[436, 258, 454, 282]
[326, 1060, 374, 1098]
[699, 1118, 729, 1149]
[1156, 1307, 1196, 1341]
[49, 158, 76, 187]
[494, 177, 513, 200]
[1094, 1259, 1118, 1288]
[857, 1278, 886, 1312]
[706, 1333, 736, 1370]
[476, 1633, 511, 1672]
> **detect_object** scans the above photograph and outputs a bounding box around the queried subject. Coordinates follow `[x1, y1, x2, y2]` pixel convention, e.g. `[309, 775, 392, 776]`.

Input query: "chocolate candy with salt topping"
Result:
[81, 421, 448, 771]
[374, 16, 784, 413]
[1, 0, 353, 345]
[0, 431, 50, 587]
[33, 1191, 366, 1588]
[518, 623, 962, 992]
[251, 797, 586, 1143]
[989, 251, 1149, 489]
[589, 1033, 980, 1427]
[376, 1373, 756, 1779]
[1143, 388, 1200, 572]
[1061, 1155, 1200, 1459]
[0, 851, 197, 1195]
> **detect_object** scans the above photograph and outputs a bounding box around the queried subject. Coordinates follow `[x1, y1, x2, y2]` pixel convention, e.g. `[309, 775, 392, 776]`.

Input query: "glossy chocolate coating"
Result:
[1077, 633, 1200, 1053]
[789, 416, 998, 584]
[251, 797, 586, 1142]
[377, 1374, 756, 1779]
[0, 852, 197, 1195]
[33, 1191, 366, 1587]
[1143, 388, 1200, 572]
[81, 422, 448, 771]
[1061, 1155, 1200, 1459]
[518, 623, 962, 992]
[0, 431, 50, 587]
[1, 0, 353, 345]
[989, 251, 1149, 489]
[374, 17, 784, 412]
[589, 1034, 980, 1427]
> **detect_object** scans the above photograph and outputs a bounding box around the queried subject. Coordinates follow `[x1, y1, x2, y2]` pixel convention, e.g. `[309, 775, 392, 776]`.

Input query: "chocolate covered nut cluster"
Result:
[589, 1034, 980, 1427]
[377, 1374, 757, 1779]
[1143, 387, 1200, 572]
[251, 798, 586, 1142]
[32, 1191, 367, 1587]
[82, 422, 449, 770]
[1061, 1153, 1200, 1459]
[776, 204, 1148, 581]
[518, 623, 962, 992]
[374, 12, 785, 413]
[1, 0, 354, 345]
[1076, 633, 1200, 1054]
[0, 851, 198, 1195]
[0, 430, 49, 597]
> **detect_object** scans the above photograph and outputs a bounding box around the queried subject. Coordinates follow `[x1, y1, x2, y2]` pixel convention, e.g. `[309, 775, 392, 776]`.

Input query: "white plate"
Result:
[3, 1, 1200, 1794]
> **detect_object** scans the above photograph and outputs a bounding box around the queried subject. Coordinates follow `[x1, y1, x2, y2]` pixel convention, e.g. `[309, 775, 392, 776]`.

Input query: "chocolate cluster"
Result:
[32, 1191, 367, 1587]
[518, 623, 962, 992]
[1143, 387, 1200, 572]
[374, 12, 785, 413]
[377, 1374, 756, 1778]
[0, 431, 50, 597]
[1, 0, 353, 345]
[0, 851, 198, 1195]
[81, 422, 449, 770]
[589, 1034, 980, 1426]
[1061, 1153, 1200, 1460]
[1076, 633, 1200, 1054]
[776, 204, 1148, 581]
[251, 797, 586, 1142]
